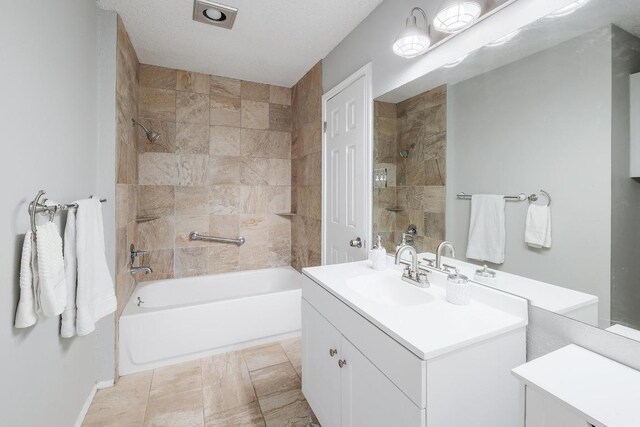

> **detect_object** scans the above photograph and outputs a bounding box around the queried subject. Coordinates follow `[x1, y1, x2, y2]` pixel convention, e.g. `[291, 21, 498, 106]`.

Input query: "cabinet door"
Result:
[526, 387, 594, 427]
[340, 337, 425, 427]
[302, 300, 342, 427]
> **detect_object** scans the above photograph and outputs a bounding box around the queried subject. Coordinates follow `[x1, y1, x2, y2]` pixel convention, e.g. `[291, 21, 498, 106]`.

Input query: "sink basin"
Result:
[346, 274, 435, 307]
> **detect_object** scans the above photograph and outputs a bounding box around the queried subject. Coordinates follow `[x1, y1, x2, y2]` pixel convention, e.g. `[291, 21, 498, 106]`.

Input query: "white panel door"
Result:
[340, 337, 425, 427]
[324, 75, 368, 265]
[301, 300, 342, 427]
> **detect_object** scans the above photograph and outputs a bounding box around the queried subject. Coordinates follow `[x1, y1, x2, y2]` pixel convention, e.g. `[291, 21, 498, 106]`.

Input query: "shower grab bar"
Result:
[189, 231, 246, 246]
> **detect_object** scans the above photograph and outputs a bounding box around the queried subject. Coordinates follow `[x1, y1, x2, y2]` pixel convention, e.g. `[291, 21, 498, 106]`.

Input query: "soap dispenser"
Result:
[371, 235, 387, 271]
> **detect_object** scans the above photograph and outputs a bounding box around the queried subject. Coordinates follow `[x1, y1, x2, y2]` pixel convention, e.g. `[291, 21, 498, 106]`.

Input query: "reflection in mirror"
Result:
[373, 0, 640, 342]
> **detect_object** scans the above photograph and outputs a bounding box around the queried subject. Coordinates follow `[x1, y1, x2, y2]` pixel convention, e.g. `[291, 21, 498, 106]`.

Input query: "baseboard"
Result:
[74, 384, 97, 427]
[97, 379, 114, 389]
[74, 379, 114, 427]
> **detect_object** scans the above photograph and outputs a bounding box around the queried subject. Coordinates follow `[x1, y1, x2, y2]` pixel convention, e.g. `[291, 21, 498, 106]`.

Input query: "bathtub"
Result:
[119, 266, 302, 375]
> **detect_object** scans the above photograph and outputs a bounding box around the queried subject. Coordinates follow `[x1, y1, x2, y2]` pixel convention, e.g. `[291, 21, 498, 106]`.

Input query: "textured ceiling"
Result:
[97, 0, 384, 87]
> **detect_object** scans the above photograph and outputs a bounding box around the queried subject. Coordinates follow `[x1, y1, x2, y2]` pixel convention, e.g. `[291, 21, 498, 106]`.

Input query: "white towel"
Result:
[525, 204, 552, 249]
[14, 231, 39, 328]
[466, 194, 506, 264]
[36, 222, 67, 316]
[61, 207, 78, 338]
[75, 199, 116, 336]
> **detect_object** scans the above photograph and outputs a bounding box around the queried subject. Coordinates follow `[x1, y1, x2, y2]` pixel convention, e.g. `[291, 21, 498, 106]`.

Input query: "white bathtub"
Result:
[119, 266, 302, 375]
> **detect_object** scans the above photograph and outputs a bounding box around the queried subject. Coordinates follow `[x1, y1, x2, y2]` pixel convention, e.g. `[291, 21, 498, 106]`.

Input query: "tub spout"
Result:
[130, 266, 153, 275]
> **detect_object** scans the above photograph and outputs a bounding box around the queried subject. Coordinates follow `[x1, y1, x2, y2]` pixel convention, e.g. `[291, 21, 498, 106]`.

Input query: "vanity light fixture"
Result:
[193, 0, 238, 29]
[486, 29, 521, 47]
[433, 1, 482, 34]
[393, 7, 431, 58]
[546, 0, 590, 18]
[443, 53, 469, 68]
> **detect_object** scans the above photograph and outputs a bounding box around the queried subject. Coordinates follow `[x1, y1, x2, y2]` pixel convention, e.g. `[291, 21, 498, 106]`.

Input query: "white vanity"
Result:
[301, 260, 529, 427]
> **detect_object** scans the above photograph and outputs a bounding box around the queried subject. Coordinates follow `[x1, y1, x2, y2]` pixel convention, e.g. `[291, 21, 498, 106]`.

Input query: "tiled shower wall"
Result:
[134, 64, 292, 280]
[115, 17, 139, 317]
[291, 62, 323, 271]
[373, 85, 446, 254]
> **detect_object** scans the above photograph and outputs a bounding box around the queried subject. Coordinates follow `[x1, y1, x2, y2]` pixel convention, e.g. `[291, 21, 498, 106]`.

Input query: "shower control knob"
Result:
[349, 237, 363, 248]
[338, 359, 347, 368]
[329, 348, 337, 357]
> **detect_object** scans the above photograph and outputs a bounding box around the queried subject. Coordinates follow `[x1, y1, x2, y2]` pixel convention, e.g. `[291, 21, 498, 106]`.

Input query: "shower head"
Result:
[132, 119, 160, 143]
[399, 150, 409, 158]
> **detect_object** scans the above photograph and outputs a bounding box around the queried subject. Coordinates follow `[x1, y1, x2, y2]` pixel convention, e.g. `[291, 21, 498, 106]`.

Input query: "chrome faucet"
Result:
[436, 241, 456, 270]
[130, 266, 153, 275]
[395, 243, 429, 287]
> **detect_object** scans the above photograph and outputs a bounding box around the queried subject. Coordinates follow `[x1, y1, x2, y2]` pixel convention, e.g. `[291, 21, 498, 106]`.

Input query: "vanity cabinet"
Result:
[301, 269, 527, 427]
[302, 300, 424, 427]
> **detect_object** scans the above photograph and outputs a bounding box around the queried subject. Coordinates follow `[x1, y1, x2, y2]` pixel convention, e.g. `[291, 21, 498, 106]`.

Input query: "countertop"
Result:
[512, 344, 640, 427]
[303, 260, 528, 360]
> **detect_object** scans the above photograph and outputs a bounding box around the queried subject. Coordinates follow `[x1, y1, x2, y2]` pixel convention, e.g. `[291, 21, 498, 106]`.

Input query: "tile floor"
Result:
[83, 337, 318, 427]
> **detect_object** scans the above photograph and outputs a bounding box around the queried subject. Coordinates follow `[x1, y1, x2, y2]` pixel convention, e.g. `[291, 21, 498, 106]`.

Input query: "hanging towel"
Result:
[525, 204, 552, 249]
[14, 231, 39, 328]
[466, 194, 506, 264]
[75, 199, 116, 336]
[61, 207, 78, 338]
[36, 222, 67, 316]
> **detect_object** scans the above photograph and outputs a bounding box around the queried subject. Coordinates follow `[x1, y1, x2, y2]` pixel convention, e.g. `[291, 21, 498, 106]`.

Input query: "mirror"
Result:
[373, 0, 640, 342]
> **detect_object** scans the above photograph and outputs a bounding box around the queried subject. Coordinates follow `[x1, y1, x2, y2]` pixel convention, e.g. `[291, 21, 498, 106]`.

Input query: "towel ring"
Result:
[528, 190, 551, 207]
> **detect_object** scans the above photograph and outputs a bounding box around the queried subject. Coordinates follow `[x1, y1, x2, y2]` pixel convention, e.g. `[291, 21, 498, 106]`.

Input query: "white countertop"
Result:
[303, 260, 528, 360]
[417, 252, 598, 315]
[512, 344, 640, 427]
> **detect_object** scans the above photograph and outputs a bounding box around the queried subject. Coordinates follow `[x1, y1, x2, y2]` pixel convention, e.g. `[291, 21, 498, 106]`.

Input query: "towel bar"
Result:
[28, 190, 107, 234]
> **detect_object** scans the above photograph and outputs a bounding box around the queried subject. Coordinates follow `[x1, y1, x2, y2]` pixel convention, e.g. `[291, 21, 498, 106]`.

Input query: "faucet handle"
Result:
[442, 264, 458, 274]
[421, 257, 435, 267]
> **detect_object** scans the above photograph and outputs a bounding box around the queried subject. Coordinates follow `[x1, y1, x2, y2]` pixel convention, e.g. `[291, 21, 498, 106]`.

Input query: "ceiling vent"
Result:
[193, 0, 238, 29]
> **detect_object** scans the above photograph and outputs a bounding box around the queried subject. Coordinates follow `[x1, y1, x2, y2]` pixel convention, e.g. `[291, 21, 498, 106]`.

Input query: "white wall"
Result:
[323, 0, 578, 98]
[0, 1, 116, 425]
[447, 28, 613, 326]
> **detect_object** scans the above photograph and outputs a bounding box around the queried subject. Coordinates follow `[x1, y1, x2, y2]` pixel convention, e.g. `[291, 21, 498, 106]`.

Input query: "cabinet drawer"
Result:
[303, 274, 426, 408]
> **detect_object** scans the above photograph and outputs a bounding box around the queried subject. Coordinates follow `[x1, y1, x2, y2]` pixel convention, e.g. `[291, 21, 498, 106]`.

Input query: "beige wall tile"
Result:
[270, 86, 291, 106]
[138, 249, 174, 282]
[177, 154, 208, 186]
[177, 70, 210, 94]
[209, 185, 241, 214]
[266, 187, 291, 214]
[174, 247, 209, 277]
[240, 129, 270, 157]
[175, 215, 210, 247]
[175, 186, 209, 216]
[209, 156, 241, 185]
[140, 64, 176, 89]
[240, 158, 269, 185]
[210, 95, 241, 127]
[210, 75, 241, 98]
[138, 185, 175, 217]
[241, 81, 270, 102]
[139, 153, 177, 185]
[269, 104, 292, 132]
[241, 101, 269, 130]
[268, 131, 291, 159]
[210, 126, 241, 156]
[268, 159, 291, 186]
[209, 215, 239, 237]
[139, 87, 176, 121]
[423, 186, 445, 213]
[240, 186, 267, 214]
[137, 216, 175, 250]
[176, 122, 209, 154]
[177, 92, 210, 124]
[208, 245, 239, 274]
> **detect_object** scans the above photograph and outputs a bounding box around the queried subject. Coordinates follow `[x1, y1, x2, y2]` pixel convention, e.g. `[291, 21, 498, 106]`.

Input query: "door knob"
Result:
[349, 237, 362, 248]
[329, 348, 337, 357]
[338, 359, 347, 368]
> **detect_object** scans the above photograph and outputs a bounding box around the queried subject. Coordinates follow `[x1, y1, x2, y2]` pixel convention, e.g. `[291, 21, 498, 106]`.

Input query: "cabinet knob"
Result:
[329, 348, 338, 357]
[338, 359, 347, 368]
